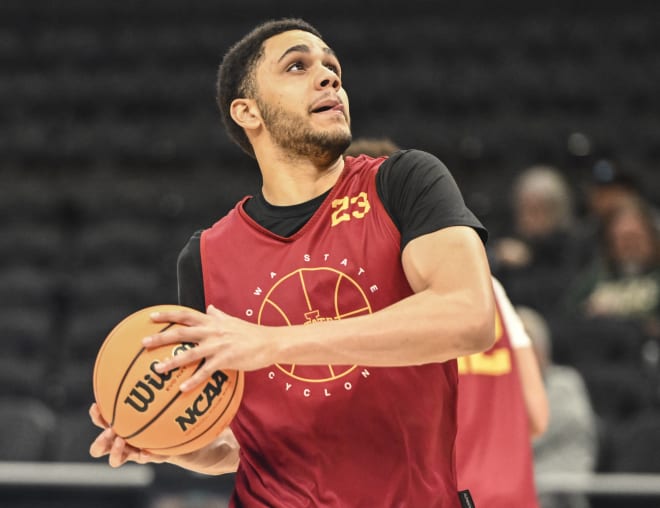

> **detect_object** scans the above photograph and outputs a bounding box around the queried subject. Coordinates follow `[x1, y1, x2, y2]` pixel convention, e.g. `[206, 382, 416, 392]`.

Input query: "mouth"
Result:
[310, 99, 345, 115]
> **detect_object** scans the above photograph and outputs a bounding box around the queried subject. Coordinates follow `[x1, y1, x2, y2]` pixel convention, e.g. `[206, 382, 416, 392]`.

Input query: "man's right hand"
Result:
[88, 403, 169, 468]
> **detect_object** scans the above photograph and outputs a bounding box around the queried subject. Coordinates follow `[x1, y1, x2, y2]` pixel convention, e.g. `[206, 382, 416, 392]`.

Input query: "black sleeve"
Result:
[376, 149, 488, 250]
[176, 230, 206, 312]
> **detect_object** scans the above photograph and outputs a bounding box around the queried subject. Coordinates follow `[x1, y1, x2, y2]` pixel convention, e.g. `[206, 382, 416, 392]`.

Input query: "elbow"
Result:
[473, 317, 496, 354]
[462, 297, 496, 355]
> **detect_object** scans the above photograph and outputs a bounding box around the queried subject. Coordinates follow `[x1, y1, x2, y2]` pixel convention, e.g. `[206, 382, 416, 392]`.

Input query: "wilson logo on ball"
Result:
[123, 343, 196, 413]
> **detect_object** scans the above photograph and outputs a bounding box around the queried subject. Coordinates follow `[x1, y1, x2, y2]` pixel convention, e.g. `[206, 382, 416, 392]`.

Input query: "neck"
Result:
[256, 146, 345, 206]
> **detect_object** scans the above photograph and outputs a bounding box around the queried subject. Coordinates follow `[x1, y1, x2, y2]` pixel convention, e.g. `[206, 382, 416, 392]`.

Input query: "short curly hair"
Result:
[216, 18, 323, 158]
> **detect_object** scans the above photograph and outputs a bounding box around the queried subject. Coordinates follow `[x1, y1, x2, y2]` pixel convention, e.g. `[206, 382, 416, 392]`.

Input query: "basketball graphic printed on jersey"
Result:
[258, 266, 372, 383]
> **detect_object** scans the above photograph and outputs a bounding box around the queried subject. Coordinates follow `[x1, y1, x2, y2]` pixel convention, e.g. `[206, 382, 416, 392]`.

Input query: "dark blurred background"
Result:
[1, 1, 659, 507]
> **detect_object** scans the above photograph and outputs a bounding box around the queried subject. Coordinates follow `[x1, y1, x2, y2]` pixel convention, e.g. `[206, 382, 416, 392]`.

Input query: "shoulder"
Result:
[177, 230, 203, 276]
[178, 230, 202, 258]
[379, 149, 450, 180]
[376, 149, 454, 204]
[386, 148, 446, 166]
[376, 149, 457, 205]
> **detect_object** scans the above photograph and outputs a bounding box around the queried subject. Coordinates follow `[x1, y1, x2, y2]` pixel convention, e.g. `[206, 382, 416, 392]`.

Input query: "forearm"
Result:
[514, 346, 549, 438]
[492, 277, 549, 438]
[166, 431, 239, 476]
[150, 227, 495, 380]
[271, 228, 495, 367]
[272, 284, 495, 367]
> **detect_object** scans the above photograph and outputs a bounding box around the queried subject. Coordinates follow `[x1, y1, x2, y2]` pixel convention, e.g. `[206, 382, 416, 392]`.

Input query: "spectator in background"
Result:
[563, 197, 660, 338]
[519, 305, 599, 508]
[575, 160, 660, 268]
[585, 161, 660, 231]
[489, 165, 582, 315]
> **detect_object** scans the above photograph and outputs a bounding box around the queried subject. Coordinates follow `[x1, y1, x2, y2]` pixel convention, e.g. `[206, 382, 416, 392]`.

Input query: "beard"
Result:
[257, 97, 352, 163]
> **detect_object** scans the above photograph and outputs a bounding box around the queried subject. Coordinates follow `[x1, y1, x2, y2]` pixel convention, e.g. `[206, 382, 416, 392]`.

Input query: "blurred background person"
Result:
[489, 165, 582, 316]
[343, 136, 400, 158]
[563, 197, 660, 337]
[574, 161, 660, 270]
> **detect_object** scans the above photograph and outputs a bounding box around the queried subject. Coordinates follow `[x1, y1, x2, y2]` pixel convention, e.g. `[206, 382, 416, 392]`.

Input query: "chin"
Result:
[325, 130, 352, 158]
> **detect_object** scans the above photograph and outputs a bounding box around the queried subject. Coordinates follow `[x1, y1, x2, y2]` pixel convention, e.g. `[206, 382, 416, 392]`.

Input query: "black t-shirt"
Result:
[177, 149, 487, 311]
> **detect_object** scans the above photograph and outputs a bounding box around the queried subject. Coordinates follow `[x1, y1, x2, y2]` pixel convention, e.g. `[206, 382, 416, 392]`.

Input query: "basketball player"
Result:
[90, 18, 495, 507]
[456, 277, 548, 507]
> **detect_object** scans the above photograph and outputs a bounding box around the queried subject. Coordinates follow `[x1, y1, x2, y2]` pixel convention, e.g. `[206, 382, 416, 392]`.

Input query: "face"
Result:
[516, 192, 558, 239]
[608, 208, 656, 269]
[589, 185, 636, 220]
[252, 30, 352, 160]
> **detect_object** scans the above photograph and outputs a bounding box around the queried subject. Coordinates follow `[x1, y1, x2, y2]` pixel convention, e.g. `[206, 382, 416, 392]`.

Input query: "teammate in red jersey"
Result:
[346, 139, 550, 507]
[90, 18, 495, 507]
[456, 277, 549, 507]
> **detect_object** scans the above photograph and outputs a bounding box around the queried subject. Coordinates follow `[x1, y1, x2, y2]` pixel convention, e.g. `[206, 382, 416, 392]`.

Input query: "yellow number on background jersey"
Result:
[457, 309, 511, 376]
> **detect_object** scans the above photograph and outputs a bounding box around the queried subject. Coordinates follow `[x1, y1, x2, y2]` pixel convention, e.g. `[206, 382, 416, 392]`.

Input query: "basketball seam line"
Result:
[111, 323, 175, 428]
[146, 370, 242, 453]
[123, 357, 207, 440]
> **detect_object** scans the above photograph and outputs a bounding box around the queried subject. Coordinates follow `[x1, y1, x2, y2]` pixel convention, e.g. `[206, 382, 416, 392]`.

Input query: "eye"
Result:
[287, 61, 306, 72]
[325, 62, 340, 76]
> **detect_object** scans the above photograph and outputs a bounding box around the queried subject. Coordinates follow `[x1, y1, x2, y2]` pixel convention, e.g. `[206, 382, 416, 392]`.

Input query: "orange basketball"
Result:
[93, 304, 244, 455]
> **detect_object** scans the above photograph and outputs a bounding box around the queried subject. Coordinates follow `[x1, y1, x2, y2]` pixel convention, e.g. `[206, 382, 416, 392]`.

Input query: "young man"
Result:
[90, 18, 494, 507]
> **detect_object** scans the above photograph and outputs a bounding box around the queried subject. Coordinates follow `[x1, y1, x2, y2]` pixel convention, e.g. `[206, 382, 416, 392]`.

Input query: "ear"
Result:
[230, 98, 261, 132]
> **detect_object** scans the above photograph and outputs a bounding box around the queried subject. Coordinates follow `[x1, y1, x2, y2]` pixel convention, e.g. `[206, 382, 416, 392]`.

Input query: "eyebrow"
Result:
[277, 44, 336, 63]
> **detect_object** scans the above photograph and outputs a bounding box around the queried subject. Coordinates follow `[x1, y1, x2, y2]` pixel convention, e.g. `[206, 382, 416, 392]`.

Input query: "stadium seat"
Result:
[579, 363, 654, 424]
[611, 410, 660, 473]
[51, 407, 101, 462]
[0, 396, 57, 461]
[0, 307, 54, 398]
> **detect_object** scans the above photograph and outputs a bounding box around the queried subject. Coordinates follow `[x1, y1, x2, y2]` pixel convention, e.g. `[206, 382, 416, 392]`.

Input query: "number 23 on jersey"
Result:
[331, 192, 371, 227]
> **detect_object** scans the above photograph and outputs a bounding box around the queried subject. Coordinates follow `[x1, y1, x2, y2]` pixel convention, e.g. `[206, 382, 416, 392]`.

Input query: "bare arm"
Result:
[148, 226, 496, 387]
[271, 226, 495, 366]
[166, 428, 239, 475]
[513, 346, 549, 438]
[92, 225, 494, 473]
[492, 277, 549, 438]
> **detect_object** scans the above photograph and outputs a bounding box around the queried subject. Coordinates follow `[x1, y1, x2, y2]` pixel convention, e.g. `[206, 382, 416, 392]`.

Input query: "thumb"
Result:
[206, 304, 224, 317]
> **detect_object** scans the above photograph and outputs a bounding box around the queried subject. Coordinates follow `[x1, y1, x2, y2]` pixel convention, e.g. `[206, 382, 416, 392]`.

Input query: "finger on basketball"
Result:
[153, 342, 206, 373]
[109, 436, 130, 468]
[149, 308, 205, 327]
[89, 403, 108, 429]
[178, 361, 217, 393]
[142, 323, 200, 349]
[135, 449, 168, 465]
[89, 427, 116, 458]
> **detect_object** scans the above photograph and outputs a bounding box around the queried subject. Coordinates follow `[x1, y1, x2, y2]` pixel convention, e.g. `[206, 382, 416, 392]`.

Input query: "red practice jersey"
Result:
[456, 280, 540, 507]
[201, 156, 461, 507]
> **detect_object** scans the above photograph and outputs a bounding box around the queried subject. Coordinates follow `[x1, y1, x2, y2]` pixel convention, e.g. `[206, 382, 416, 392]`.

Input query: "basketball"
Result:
[93, 304, 244, 455]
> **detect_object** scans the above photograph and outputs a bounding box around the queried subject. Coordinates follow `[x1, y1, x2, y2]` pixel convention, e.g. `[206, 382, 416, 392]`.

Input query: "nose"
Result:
[316, 66, 341, 91]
